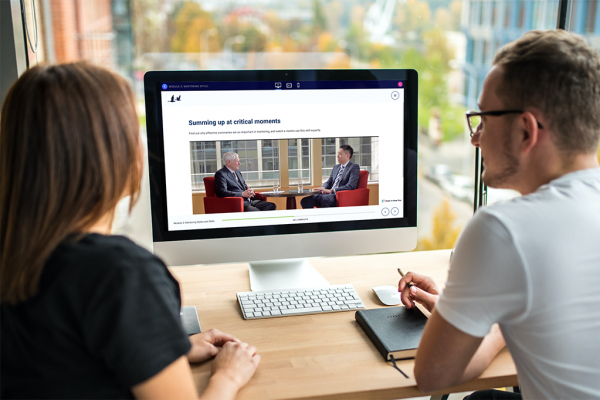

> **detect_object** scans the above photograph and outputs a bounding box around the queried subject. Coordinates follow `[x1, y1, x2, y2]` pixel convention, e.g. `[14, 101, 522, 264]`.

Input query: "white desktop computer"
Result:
[144, 69, 418, 298]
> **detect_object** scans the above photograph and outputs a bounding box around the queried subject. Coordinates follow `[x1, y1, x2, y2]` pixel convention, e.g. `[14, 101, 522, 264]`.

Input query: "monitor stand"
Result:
[249, 258, 330, 292]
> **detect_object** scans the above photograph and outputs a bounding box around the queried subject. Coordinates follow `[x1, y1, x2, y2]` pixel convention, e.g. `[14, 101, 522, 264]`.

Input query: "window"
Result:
[479, 1, 486, 26]
[585, 1, 597, 33]
[320, 137, 378, 183]
[517, 1, 526, 28]
[570, 0, 579, 31]
[567, 0, 600, 190]
[532, 1, 543, 28]
[482, 40, 489, 65]
[505, 3, 512, 27]
[492, 1, 499, 27]
[321, 138, 337, 179]
[18, 0, 562, 250]
[288, 139, 310, 185]
[471, 1, 479, 26]
[260, 140, 279, 182]
[190, 141, 218, 190]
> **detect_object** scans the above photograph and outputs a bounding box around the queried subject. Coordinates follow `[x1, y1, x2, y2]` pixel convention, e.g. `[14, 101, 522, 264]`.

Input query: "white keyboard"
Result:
[237, 284, 366, 319]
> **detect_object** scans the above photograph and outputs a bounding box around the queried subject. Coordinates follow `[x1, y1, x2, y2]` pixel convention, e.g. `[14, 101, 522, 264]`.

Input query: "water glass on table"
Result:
[273, 183, 280, 193]
[297, 181, 304, 193]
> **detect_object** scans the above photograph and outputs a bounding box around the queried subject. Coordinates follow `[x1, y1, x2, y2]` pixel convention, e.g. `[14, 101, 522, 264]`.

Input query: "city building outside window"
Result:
[17, 0, 573, 250]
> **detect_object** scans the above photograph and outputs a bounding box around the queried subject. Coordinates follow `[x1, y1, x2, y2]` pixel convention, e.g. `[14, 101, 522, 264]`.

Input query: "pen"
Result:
[397, 268, 414, 288]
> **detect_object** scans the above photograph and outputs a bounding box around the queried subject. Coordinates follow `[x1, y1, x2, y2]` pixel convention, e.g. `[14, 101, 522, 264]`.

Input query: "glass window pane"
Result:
[34, 0, 559, 245]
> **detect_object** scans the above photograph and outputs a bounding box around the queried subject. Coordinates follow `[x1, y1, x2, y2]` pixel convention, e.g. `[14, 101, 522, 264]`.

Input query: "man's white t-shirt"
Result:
[436, 168, 600, 400]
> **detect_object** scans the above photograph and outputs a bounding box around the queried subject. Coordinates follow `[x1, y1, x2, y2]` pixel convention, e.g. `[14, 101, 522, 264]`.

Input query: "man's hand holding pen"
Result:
[397, 270, 440, 313]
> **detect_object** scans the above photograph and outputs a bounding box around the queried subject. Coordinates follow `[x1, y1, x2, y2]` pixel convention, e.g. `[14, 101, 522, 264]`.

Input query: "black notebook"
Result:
[355, 306, 428, 361]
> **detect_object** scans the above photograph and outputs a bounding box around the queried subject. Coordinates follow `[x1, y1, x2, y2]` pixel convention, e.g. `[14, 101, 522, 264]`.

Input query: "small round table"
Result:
[259, 189, 316, 210]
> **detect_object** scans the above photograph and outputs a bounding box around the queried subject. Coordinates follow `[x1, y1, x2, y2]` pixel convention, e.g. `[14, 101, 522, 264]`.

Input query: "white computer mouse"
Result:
[371, 285, 402, 306]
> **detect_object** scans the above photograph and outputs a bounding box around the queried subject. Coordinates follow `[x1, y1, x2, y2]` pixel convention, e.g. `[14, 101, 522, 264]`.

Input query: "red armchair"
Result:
[336, 170, 370, 207]
[203, 177, 244, 214]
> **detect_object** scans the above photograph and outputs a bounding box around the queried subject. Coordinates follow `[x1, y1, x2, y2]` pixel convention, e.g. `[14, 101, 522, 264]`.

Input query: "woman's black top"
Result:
[1, 234, 191, 399]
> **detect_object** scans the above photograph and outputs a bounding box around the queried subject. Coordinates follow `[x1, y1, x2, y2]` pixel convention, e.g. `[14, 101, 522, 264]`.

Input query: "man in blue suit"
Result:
[214, 152, 276, 211]
[301, 144, 360, 208]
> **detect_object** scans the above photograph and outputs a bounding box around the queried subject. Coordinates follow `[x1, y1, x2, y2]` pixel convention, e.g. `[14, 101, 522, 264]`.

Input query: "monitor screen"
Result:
[144, 69, 417, 267]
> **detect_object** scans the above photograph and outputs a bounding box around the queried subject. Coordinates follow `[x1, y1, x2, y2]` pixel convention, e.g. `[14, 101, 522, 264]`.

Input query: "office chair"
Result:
[336, 170, 370, 207]
[203, 177, 244, 214]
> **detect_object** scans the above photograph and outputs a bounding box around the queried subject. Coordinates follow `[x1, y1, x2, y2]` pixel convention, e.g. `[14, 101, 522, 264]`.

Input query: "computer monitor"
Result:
[144, 69, 417, 290]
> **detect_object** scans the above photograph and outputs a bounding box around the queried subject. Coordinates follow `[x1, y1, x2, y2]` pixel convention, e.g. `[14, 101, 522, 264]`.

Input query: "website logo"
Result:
[162, 84, 168, 90]
[168, 95, 181, 103]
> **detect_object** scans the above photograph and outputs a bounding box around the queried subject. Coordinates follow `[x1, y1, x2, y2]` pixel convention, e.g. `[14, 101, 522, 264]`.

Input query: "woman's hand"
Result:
[187, 329, 241, 364]
[210, 341, 261, 392]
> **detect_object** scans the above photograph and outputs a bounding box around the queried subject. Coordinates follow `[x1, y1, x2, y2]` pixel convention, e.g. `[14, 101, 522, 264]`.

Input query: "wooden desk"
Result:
[170, 250, 518, 400]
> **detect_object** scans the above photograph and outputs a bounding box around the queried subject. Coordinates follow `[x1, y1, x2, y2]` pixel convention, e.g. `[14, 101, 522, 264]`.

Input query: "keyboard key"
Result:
[253, 311, 263, 317]
[322, 305, 333, 311]
[346, 299, 363, 304]
[281, 307, 322, 315]
[271, 310, 282, 315]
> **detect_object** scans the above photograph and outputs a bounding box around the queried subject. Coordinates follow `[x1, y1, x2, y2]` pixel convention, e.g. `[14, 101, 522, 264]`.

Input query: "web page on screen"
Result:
[159, 81, 405, 231]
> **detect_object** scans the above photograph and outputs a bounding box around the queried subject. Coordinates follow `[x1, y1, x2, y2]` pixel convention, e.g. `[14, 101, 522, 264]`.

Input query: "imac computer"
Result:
[144, 69, 417, 291]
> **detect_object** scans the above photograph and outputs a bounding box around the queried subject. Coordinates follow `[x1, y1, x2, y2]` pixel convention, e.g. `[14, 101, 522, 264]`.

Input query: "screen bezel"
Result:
[144, 69, 418, 244]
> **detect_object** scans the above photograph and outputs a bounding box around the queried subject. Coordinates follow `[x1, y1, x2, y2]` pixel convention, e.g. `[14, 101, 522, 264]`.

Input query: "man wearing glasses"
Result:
[398, 30, 600, 399]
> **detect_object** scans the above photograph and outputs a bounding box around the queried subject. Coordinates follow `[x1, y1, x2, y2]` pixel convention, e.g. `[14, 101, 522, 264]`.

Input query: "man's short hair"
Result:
[340, 144, 354, 159]
[223, 152, 238, 164]
[493, 30, 600, 157]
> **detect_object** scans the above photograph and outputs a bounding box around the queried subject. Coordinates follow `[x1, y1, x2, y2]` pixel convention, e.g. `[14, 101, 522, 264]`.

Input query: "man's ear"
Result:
[519, 111, 540, 154]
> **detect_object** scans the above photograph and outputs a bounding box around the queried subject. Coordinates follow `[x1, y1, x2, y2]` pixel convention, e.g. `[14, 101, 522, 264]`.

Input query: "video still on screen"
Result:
[160, 82, 405, 231]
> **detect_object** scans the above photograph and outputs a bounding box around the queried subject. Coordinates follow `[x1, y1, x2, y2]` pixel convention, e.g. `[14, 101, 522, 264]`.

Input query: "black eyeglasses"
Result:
[465, 110, 544, 137]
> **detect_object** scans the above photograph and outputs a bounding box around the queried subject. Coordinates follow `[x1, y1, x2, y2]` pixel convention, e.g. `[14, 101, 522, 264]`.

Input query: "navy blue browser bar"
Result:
[160, 80, 405, 91]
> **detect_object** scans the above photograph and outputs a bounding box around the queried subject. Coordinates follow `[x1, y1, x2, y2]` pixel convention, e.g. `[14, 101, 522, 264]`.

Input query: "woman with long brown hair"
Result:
[1, 62, 259, 399]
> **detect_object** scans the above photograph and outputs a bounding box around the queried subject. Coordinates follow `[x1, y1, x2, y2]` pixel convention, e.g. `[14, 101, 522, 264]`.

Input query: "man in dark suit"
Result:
[214, 152, 276, 212]
[301, 144, 360, 208]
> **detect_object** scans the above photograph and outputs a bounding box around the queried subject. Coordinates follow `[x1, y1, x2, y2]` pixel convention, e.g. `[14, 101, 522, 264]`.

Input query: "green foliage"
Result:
[440, 103, 467, 141]
[170, 1, 219, 53]
[396, 26, 460, 142]
[161, 0, 465, 144]
[313, 0, 327, 33]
